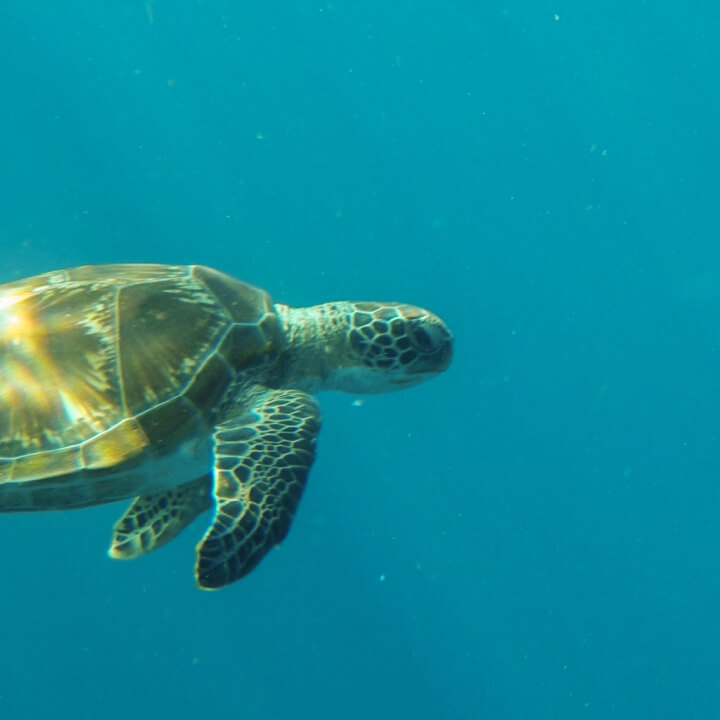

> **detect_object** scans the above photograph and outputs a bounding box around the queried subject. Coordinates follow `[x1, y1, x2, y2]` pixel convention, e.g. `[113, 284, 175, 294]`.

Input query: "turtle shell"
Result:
[0, 264, 281, 485]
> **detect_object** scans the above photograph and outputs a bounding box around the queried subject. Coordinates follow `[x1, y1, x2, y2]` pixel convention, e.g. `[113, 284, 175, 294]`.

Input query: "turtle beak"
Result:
[434, 330, 453, 370]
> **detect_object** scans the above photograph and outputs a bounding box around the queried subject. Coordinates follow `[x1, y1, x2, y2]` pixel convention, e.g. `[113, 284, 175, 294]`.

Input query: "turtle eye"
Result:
[408, 321, 449, 354]
[410, 325, 433, 351]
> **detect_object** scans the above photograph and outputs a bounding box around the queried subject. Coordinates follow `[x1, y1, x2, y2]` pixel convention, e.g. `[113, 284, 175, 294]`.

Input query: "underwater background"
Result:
[1, 1, 720, 718]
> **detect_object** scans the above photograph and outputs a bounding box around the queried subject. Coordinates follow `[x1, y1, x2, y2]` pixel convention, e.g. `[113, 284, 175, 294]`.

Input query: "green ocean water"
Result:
[1, 2, 720, 718]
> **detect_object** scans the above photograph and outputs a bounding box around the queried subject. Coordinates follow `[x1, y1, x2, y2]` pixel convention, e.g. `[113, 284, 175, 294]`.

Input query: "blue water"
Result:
[1, 1, 720, 717]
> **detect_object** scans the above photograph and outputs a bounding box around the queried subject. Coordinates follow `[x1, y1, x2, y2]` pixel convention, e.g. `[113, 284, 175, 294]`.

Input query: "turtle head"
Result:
[277, 300, 452, 394]
[329, 301, 453, 393]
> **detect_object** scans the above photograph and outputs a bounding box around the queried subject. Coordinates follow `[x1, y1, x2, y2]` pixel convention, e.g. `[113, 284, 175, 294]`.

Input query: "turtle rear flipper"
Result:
[195, 389, 320, 590]
[109, 475, 211, 559]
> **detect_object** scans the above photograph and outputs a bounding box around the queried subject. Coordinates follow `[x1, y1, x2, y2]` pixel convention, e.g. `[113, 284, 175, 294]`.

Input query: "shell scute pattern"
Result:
[192, 265, 281, 373]
[116, 277, 229, 415]
[0, 264, 280, 485]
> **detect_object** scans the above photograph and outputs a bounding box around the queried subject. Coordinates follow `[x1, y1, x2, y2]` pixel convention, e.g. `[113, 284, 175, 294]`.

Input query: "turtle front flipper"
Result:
[195, 389, 321, 590]
[109, 475, 212, 559]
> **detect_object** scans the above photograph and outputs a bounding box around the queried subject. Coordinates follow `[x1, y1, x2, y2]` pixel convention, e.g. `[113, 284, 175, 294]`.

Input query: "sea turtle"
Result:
[0, 264, 452, 589]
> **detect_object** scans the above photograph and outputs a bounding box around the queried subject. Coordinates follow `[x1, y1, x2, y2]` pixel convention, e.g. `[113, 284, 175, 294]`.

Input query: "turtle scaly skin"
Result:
[0, 264, 452, 589]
